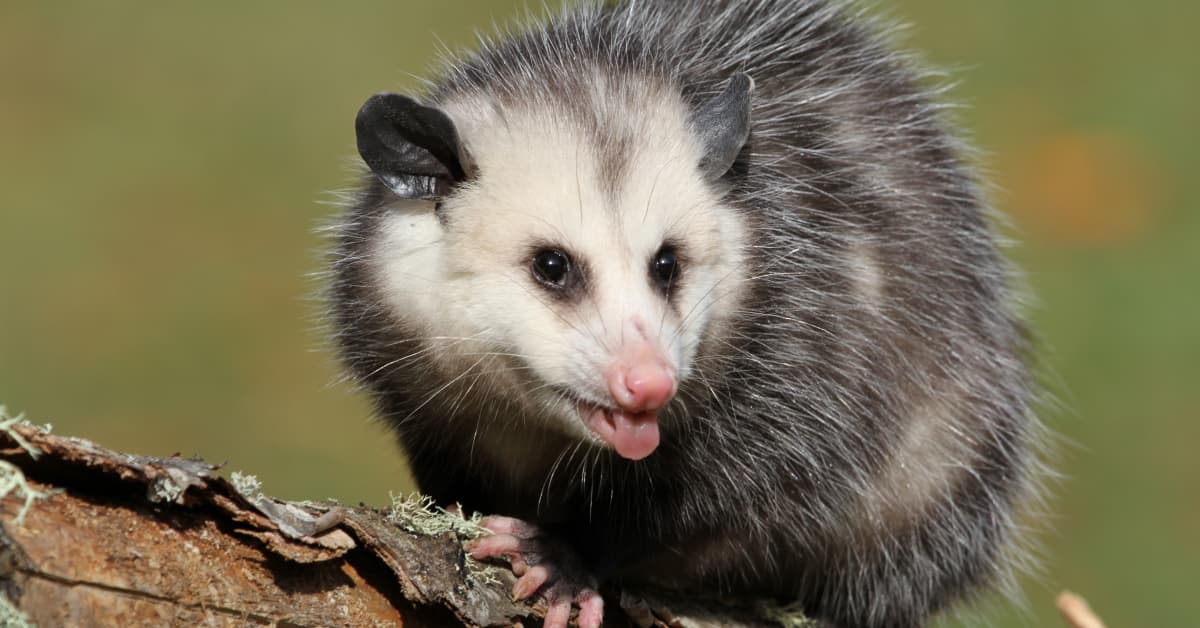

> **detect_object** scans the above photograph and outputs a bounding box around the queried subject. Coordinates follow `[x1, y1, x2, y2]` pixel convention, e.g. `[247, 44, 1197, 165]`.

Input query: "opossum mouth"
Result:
[581, 404, 660, 461]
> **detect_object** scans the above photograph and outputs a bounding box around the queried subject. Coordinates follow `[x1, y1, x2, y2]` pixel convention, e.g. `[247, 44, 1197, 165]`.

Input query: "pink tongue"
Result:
[587, 408, 661, 460]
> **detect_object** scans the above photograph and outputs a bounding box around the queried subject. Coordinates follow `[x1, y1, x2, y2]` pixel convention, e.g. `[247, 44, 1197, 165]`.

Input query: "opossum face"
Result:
[355, 76, 752, 460]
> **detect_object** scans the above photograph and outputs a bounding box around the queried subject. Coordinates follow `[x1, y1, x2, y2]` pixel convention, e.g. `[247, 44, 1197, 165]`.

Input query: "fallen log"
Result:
[0, 415, 536, 627]
[0, 415, 800, 627]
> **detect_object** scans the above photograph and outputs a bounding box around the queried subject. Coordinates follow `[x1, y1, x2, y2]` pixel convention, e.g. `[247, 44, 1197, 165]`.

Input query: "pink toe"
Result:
[510, 556, 529, 576]
[465, 533, 520, 560]
[543, 598, 572, 628]
[512, 565, 550, 600]
[576, 590, 604, 628]
[477, 516, 520, 535]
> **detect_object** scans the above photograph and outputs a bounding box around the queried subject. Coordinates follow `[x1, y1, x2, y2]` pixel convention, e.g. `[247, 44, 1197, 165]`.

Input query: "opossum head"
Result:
[354, 74, 752, 461]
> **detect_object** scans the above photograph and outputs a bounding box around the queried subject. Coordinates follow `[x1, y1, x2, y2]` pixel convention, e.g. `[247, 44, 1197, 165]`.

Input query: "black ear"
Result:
[355, 93, 469, 199]
[692, 73, 754, 180]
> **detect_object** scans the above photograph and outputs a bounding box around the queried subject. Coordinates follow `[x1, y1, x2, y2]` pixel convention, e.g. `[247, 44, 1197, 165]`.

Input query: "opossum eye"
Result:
[651, 246, 681, 292]
[531, 249, 573, 288]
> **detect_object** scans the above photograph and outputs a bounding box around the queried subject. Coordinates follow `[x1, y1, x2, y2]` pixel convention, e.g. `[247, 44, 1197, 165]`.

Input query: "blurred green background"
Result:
[1, 1, 1195, 626]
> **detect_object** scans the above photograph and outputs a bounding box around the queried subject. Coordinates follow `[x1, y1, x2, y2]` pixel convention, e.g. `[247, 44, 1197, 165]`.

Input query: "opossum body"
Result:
[331, 1, 1041, 626]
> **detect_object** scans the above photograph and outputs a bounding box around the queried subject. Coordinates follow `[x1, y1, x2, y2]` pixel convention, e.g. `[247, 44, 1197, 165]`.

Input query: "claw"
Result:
[467, 515, 604, 627]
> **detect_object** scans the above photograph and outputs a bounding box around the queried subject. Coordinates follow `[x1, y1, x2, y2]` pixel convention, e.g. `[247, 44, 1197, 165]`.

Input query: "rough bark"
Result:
[0, 421, 793, 628]
[0, 421, 533, 627]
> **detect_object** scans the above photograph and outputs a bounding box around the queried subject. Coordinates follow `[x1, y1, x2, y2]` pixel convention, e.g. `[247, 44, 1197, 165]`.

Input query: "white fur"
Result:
[857, 393, 976, 529]
[333, 2, 1045, 622]
[372, 73, 748, 447]
[846, 241, 884, 307]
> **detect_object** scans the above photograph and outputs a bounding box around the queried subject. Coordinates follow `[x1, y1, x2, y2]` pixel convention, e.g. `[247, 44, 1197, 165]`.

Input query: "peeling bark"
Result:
[0, 423, 529, 627]
[0, 422, 798, 627]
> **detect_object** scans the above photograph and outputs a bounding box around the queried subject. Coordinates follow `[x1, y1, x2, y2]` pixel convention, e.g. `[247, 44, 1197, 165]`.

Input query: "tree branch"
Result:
[0, 420, 800, 627]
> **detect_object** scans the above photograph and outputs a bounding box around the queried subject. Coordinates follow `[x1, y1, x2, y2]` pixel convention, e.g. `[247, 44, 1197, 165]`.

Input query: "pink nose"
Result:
[607, 344, 677, 413]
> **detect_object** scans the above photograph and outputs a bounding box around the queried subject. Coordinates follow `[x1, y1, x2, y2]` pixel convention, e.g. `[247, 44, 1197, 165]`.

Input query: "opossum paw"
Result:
[466, 515, 604, 628]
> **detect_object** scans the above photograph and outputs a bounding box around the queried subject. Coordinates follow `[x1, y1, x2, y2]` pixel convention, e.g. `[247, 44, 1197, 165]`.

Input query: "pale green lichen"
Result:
[148, 475, 183, 503]
[0, 408, 58, 527]
[0, 593, 35, 628]
[0, 408, 42, 460]
[230, 471, 264, 500]
[0, 461, 57, 527]
[755, 600, 816, 628]
[387, 492, 499, 586]
[387, 492, 490, 539]
[631, 587, 815, 627]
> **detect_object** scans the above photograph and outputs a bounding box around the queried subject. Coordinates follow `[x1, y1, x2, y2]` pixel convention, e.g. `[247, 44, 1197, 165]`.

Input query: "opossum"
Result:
[330, 1, 1043, 626]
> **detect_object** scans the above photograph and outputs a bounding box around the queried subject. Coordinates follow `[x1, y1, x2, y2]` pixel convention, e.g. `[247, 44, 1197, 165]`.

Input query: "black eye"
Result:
[532, 249, 572, 288]
[651, 246, 681, 291]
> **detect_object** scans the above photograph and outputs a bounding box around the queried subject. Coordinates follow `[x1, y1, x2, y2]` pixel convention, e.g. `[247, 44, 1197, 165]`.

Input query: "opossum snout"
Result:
[579, 341, 675, 460]
[606, 342, 677, 413]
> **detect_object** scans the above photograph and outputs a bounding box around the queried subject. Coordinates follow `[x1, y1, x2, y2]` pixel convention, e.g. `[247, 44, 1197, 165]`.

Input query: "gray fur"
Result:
[328, 1, 1047, 626]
